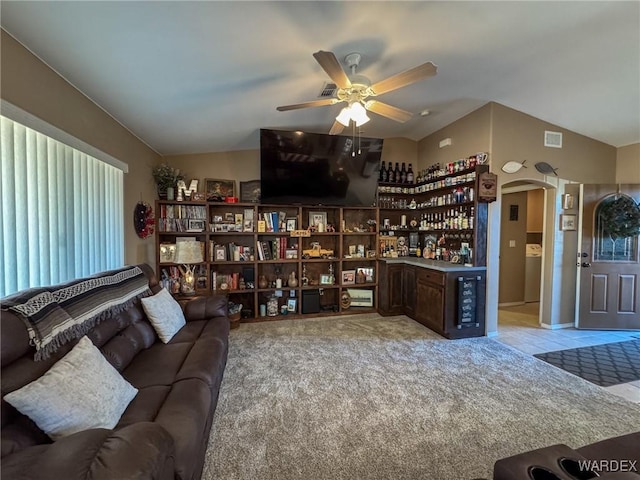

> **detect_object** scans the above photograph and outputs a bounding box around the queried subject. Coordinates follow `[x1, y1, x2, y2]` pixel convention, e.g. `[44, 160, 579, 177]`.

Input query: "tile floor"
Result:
[495, 303, 640, 403]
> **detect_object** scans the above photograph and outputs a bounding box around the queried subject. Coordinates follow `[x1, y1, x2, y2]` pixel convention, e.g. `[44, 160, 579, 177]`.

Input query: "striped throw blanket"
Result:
[2, 266, 152, 361]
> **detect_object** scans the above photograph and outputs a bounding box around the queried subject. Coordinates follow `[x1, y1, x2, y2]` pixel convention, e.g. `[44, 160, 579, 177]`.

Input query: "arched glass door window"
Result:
[593, 194, 639, 262]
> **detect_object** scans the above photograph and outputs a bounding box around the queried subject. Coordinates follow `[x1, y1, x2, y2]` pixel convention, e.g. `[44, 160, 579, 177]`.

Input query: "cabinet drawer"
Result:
[418, 269, 445, 286]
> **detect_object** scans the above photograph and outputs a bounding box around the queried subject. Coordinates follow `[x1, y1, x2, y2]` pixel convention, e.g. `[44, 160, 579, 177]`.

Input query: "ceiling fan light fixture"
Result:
[336, 106, 352, 126]
[350, 102, 370, 126]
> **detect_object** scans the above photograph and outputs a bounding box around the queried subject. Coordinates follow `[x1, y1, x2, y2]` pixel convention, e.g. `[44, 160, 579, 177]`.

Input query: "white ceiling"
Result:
[2, 1, 639, 155]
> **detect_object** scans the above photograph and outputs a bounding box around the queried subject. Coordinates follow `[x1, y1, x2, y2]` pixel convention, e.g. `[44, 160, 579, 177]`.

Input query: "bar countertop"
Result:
[378, 257, 487, 273]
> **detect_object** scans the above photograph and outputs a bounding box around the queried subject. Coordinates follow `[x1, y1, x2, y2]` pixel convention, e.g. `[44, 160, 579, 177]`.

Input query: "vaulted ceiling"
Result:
[1, 1, 638, 155]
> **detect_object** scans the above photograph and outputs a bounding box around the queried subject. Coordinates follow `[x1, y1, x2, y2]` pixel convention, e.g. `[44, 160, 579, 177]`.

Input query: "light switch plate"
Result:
[509, 240, 516, 247]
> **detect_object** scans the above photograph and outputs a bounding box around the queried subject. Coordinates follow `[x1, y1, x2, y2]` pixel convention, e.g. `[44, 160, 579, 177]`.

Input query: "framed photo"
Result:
[239, 180, 261, 203]
[319, 274, 333, 285]
[214, 245, 227, 261]
[204, 178, 235, 201]
[366, 250, 377, 259]
[224, 212, 235, 222]
[286, 218, 297, 231]
[347, 288, 374, 307]
[562, 193, 575, 210]
[159, 243, 176, 264]
[342, 270, 356, 285]
[187, 219, 205, 232]
[309, 211, 327, 229]
[560, 214, 577, 231]
[287, 298, 297, 312]
[191, 192, 206, 202]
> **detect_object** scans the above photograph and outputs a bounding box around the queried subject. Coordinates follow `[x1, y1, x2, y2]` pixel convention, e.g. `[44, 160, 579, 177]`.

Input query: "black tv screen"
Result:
[260, 129, 383, 206]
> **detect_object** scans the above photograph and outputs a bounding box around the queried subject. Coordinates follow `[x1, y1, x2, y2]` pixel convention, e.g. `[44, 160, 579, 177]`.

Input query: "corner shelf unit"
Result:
[377, 165, 488, 266]
[155, 202, 379, 321]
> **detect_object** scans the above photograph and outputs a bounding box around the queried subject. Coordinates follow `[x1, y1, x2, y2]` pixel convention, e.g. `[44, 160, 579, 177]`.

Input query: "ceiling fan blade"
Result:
[365, 100, 413, 123]
[313, 51, 352, 89]
[276, 98, 338, 111]
[370, 62, 437, 96]
[329, 120, 345, 135]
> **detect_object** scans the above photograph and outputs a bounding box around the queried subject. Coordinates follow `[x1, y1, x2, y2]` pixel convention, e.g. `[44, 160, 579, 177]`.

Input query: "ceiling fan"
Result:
[276, 50, 437, 135]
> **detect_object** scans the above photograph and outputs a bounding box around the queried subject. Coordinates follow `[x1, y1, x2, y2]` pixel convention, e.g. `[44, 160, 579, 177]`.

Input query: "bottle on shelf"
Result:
[388, 163, 395, 183]
[394, 162, 400, 184]
[379, 161, 386, 182]
[400, 162, 407, 183]
[407, 163, 414, 184]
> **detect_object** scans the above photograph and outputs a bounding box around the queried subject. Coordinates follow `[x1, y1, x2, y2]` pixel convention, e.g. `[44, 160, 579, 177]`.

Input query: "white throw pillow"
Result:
[141, 287, 186, 343]
[4, 336, 138, 440]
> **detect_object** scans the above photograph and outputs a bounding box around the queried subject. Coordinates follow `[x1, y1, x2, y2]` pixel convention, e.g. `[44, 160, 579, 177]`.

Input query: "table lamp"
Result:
[173, 240, 203, 295]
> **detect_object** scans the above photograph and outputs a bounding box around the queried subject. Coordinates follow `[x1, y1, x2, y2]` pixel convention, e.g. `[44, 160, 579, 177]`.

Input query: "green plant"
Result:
[152, 164, 184, 190]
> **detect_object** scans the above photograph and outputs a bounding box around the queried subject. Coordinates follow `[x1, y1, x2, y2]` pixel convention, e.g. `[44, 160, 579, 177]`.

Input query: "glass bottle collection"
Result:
[378, 154, 486, 262]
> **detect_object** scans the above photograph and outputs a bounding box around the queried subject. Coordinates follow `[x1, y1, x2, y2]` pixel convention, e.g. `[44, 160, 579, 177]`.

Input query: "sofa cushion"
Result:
[3, 336, 138, 440]
[141, 288, 186, 343]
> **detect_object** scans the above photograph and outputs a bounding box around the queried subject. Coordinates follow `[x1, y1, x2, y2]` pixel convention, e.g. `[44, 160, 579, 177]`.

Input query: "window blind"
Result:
[0, 115, 124, 297]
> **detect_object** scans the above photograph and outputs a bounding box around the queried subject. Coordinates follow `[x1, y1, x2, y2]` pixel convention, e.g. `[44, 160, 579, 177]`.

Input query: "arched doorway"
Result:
[497, 180, 553, 331]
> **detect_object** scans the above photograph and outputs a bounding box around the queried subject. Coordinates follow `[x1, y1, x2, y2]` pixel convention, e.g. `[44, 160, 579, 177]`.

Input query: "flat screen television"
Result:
[260, 128, 383, 206]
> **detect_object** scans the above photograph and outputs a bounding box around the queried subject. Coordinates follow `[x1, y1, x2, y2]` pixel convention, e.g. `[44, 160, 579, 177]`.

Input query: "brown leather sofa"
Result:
[1, 264, 230, 480]
[493, 431, 640, 480]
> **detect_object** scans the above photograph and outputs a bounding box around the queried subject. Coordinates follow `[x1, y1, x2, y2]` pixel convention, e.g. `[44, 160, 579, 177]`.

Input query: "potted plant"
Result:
[152, 163, 184, 199]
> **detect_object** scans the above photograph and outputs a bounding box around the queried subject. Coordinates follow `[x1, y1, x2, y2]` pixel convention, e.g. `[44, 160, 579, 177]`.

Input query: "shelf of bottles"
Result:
[377, 155, 488, 266]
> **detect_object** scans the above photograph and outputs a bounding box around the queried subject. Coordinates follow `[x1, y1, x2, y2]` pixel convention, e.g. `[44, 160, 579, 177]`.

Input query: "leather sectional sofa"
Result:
[493, 431, 640, 480]
[1, 264, 230, 480]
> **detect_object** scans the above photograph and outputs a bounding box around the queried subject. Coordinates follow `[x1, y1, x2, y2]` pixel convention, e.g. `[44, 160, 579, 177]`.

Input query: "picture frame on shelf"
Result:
[309, 211, 327, 229]
[366, 250, 377, 259]
[319, 274, 333, 285]
[239, 180, 261, 203]
[342, 270, 356, 285]
[347, 288, 374, 307]
[287, 298, 297, 312]
[204, 178, 235, 201]
[159, 243, 176, 264]
[191, 192, 206, 202]
[286, 218, 297, 231]
[187, 219, 205, 232]
[214, 245, 227, 261]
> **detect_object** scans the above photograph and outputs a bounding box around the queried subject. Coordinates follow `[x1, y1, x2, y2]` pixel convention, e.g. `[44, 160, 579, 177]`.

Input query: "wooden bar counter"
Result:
[378, 258, 486, 339]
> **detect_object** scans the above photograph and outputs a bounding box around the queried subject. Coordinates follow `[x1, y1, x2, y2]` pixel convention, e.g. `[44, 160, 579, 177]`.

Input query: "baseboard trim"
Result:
[498, 302, 526, 307]
[540, 322, 574, 330]
[486, 331, 499, 338]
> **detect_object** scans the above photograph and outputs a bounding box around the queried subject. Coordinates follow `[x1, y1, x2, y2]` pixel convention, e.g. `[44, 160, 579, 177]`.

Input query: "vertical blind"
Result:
[0, 116, 124, 297]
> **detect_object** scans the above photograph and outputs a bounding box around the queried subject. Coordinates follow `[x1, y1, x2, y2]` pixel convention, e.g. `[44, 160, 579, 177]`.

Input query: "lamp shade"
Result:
[350, 102, 370, 126]
[335, 106, 352, 127]
[173, 241, 203, 264]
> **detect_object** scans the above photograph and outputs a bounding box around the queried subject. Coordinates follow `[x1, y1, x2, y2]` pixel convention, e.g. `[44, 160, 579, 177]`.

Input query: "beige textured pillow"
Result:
[141, 287, 186, 343]
[4, 336, 138, 440]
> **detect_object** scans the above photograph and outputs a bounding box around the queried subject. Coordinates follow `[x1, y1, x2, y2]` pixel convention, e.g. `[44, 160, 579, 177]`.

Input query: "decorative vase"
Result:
[156, 185, 167, 200]
[166, 187, 175, 201]
[258, 275, 268, 289]
[267, 296, 278, 316]
[287, 271, 298, 288]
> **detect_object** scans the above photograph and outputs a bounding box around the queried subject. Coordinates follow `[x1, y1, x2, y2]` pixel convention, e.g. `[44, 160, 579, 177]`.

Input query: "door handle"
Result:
[581, 262, 591, 268]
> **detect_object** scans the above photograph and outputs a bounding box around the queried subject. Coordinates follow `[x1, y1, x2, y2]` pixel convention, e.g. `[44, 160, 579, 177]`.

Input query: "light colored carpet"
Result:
[202, 314, 640, 480]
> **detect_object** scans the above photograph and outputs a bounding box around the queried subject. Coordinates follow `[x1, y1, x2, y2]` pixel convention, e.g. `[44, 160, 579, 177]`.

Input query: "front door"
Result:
[577, 184, 640, 329]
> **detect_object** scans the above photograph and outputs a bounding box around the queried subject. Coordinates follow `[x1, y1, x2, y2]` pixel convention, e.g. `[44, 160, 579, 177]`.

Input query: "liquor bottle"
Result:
[387, 163, 395, 183]
[394, 162, 401, 184]
[379, 161, 386, 182]
[400, 162, 407, 183]
[407, 163, 414, 184]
